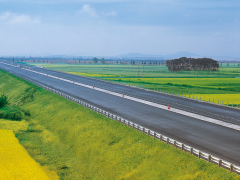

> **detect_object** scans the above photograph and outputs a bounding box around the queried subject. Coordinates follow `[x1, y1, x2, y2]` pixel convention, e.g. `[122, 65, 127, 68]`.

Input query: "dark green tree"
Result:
[101, 58, 106, 64]
[93, 57, 98, 63]
[0, 93, 9, 108]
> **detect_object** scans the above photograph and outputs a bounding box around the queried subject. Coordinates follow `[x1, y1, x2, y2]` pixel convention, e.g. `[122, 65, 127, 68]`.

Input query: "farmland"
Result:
[26, 62, 240, 105]
[26, 62, 240, 78]
[0, 129, 59, 180]
[0, 69, 239, 179]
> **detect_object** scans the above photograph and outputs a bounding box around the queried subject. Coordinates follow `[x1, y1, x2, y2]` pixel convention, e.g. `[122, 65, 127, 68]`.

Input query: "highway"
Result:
[1, 61, 240, 166]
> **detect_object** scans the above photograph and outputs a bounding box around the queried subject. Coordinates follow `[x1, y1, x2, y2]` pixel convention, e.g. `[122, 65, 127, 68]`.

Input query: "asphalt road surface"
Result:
[1, 61, 240, 166]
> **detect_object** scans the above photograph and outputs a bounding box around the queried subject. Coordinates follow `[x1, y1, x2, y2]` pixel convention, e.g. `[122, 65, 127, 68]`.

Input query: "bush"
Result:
[0, 106, 24, 121]
[0, 93, 9, 108]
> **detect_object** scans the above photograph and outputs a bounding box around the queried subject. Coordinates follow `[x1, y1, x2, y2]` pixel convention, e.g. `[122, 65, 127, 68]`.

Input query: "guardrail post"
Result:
[181, 143, 184, 151]
[208, 155, 211, 162]
[166, 138, 169, 144]
[227, 102, 228, 106]
[173, 140, 176, 147]
[238, 104, 239, 108]
[218, 159, 222, 167]
[159, 134, 162, 141]
[232, 103, 233, 107]
[198, 151, 201, 158]
[153, 132, 156, 139]
[230, 164, 233, 172]
[190, 147, 193, 154]
[147, 130, 150, 136]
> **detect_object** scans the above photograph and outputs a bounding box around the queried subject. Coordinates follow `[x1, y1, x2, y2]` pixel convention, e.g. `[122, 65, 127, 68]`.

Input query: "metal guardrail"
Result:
[1, 64, 240, 175]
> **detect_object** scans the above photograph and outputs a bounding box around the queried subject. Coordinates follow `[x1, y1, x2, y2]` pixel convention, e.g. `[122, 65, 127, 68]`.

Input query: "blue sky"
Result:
[0, 0, 239, 57]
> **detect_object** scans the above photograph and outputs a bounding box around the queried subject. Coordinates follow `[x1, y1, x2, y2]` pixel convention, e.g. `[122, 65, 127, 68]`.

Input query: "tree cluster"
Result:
[166, 57, 219, 72]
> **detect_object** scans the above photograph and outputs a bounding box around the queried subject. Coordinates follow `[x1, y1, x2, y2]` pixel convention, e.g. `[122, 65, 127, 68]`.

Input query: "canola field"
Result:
[0, 129, 59, 180]
[192, 94, 240, 104]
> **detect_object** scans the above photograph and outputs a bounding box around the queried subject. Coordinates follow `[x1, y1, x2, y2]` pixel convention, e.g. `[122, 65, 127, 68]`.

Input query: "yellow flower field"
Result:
[192, 94, 240, 104]
[70, 72, 119, 77]
[0, 130, 59, 180]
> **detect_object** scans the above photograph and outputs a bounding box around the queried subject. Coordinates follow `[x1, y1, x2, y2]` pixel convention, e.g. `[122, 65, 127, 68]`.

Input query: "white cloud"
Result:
[78, 4, 99, 17]
[78, 4, 117, 18]
[9, 15, 40, 24]
[0, 12, 40, 24]
[0, 12, 11, 20]
[102, 10, 117, 17]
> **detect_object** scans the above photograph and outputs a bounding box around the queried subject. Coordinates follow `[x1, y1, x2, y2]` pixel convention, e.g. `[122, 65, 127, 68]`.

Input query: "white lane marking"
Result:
[1, 62, 240, 131]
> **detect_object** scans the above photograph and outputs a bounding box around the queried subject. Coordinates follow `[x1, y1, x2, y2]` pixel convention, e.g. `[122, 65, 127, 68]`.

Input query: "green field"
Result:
[25, 62, 240, 105]
[26, 62, 240, 78]
[0, 69, 239, 179]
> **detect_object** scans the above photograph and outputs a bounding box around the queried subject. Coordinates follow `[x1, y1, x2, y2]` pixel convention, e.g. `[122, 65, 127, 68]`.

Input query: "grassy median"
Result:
[0, 69, 239, 179]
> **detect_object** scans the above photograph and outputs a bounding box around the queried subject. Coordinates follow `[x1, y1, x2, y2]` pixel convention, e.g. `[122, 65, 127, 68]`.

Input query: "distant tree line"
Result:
[166, 57, 219, 72]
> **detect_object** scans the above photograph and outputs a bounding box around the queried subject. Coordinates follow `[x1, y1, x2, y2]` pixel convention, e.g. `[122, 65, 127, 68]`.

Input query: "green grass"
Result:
[0, 69, 239, 179]
[26, 62, 240, 78]
[106, 77, 239, 93]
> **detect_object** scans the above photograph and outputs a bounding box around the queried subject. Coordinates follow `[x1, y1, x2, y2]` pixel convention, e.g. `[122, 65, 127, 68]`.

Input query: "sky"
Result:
[0, 0, 239, 57]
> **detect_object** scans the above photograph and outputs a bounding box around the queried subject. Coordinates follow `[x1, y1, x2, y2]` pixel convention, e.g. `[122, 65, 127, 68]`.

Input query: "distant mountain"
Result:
[116, 53, 163, 58]
[28, 52, 239, 61]
[114, 52, 203, 60]
[114, 53, 164, 60]
[163, 51, 200, 59]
